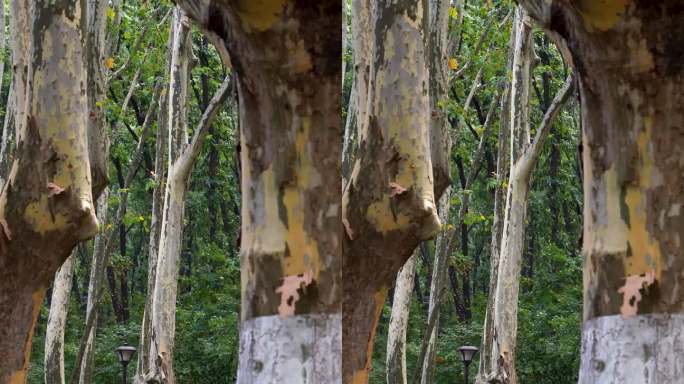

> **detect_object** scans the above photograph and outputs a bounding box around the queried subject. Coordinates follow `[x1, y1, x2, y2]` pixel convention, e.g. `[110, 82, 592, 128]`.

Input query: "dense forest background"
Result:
[7, 0, 582, 382]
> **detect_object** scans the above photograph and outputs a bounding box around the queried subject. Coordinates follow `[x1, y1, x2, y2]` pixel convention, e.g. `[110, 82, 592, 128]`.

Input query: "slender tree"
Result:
[484, 8, 575, 382]
[142, 9, 232, 381]
[386, 250, 419, 384]
[44, 251, 77, 384]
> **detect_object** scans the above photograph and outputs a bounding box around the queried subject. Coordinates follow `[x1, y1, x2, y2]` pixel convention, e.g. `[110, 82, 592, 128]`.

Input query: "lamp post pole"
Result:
[464, 359, 471, 384]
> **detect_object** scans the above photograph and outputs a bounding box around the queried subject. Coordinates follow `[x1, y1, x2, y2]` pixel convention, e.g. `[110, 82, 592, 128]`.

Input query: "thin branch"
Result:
[453, 8, 512, 79]
[176, 74, 232, 180]
[521, 71, 575, 176]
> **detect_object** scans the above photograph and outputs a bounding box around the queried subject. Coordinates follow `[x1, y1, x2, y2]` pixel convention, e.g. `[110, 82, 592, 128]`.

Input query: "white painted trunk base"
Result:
[580, 314, 684, 383]
[237, 313, 341, 384]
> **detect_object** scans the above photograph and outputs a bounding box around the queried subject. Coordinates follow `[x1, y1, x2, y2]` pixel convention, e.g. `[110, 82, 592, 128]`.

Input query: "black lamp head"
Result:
[457, 345, 479, 364]
[115, 345, 137, 366]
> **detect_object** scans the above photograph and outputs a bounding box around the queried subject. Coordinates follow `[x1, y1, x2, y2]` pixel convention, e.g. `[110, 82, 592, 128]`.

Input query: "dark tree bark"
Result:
[172, 2, 343, 382]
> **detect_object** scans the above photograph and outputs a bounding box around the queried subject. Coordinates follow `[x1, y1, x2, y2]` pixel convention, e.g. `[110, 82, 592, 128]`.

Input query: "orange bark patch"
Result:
[11, 288, 47, 383]
[275, 270, 314, 317]
[618, 270, 655, 317]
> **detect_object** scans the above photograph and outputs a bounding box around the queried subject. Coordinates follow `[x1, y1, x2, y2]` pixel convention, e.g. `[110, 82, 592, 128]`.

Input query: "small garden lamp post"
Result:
[115, 344, 136, 384]
[457, 345, 478, 384]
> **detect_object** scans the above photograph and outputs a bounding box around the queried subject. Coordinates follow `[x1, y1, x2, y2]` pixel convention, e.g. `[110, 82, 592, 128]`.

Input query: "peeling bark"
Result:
[385, 1, 451, 379]
[343, 2, 443, 381]
[0, 1, 98, 381]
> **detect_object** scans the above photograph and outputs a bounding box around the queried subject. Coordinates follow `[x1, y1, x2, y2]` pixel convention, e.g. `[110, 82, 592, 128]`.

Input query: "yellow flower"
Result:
[105, 57, 115, 70]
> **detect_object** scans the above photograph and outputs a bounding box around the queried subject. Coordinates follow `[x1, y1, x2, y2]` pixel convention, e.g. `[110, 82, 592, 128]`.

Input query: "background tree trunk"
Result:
[386, 250, 418, 384]
[70, 81, 161, 384]
[419, 194, 450, 384]
[487, 8, 574, 380]
[145, 25, 231, 382]
[143, 10, 190, 383]
[135, 16, 173, 382]
[418, 90, 500, 384]
[78, 191, 109, 384]
[44, 252, 76, 384]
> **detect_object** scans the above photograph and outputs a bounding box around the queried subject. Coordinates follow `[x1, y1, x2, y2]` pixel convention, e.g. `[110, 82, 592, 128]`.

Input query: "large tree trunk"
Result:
[0, 1, 99, 382]
[386, 250, 418, 384]
[516, 1, 684, 382]
[144, 11, 232, 379]
[343, 2, 444, 381]
[176, 2, 343, 382]
[485, 8, 575, 381]
[44, 252, 76, 384]
[385, 0, 451, 380]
